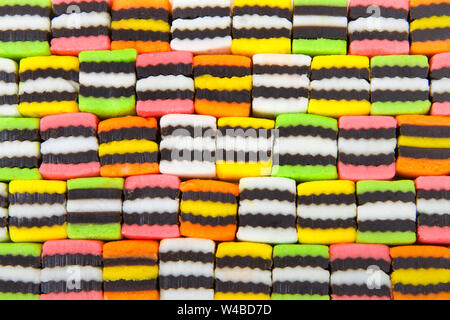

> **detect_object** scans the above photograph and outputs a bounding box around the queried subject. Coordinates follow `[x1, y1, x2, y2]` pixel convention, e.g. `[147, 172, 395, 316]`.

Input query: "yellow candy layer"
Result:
[411, 16, 450, 31]
[312, 55, 369, 69]
[231, 39, 291, 56]
[218, 117, 275, 130]
[103, 266, 158, 281]
[216, 242, 272, 259]
[297, 180, 355, 196]
[111, 19, 170, 32]
[398, 136, 450, 149]
[195, 75, 252, 91]
[10, 225, 67, 243]
[9, 180, 66, 194]
[18, 101, 79, 118]
[19, 56, 79, 72]
[181, 201, 237, 218]
[234, 0, 291, 9]
[297, 228, 357, 244]
[99, 140, 158, 156]
[308, 100, 371, 117]
[216, 162, 272, 181]
[391, 269, 450, 286]
[215, 292, 270, 300]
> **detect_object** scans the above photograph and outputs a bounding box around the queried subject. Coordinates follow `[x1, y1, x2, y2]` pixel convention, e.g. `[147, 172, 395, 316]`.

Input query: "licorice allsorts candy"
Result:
[338, 116, 397, 181]
[0, 117, 42, 181]
[348, 0, 410, 56]
[98, 116, 159, 177]
[272, 245, 330, 300]
[8, 180, 67, 242]
[50, 0, 110, 55]
[237, 177, 298, 244]
[159, 114, 217, 178]
[40, 240, 103, 300]
[111, 0, 170, 53]
[293, 0, 348, 56]
[390, 246, 450, 300]
[67, 177, 123, 240]
[18, 55, 79, 118]
[430, 52, 450, 116]
[415, 176, 450, 245]
[0, 243, 41, 300]
[79, 49, 137, 119]
[396, 115, 450, 177]
[194, 55, 252, 118]
[309, 55, 371, 117]
[410, 0, 450, 56]
[297, 180, 357, 244]
[215, 242, 272, 300]
[0, 0, 51, 59]
[356, 180, 417, 245]
[231, 0, 292, 56]
[0, 183, 7, 242]
[330, 243, 392, 300]
[122, 174, 180, 240]
[272, 113, 338, 182]
[103, 240, 158, 300]
[371, 55, 431, 115]
[159, 238, 215, 300]
[216, 117, 274, 181]
[0, 58, 19, 117]
[252, 54, 311, 118]
[179, 179, 239, 241]
[39, 112, 100, 180]
[171, 0, 232, 54]
[136, 51, 194, 117]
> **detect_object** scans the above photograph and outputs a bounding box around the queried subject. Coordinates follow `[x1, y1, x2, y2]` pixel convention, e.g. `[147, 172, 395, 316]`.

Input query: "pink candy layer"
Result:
[122, 225, 180, 240]
[51, 37, 110, 56]
[418, 226, 450, 245]
[40, 292, 103, 300]
[339, 116, 397, 130]
[136, 99, 194, 118]
[40, 113, 98, 131]
[349, 0, 409, 10]
[125, 174, 180, 191]
[332, 295, 391, 300]
[430, 52, 450, 70]
[39, 163, 101, 180]
[338, 163, 396, 181]
[330, 244, 391, 261]
[52, 0, 110, 6]
[43, 240, 103, 256]
[431, 102, 450, 116]
[136, 51, 193, 67]
[349, 40, 410, 57]
[415, 176, 450, 190]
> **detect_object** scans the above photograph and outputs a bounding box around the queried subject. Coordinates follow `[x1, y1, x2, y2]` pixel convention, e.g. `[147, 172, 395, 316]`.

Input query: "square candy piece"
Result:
[136, 51, 194, 117]
[338, 116, 397, 181]
[51, 0, 111, 55]
[122, 174, 180, 240]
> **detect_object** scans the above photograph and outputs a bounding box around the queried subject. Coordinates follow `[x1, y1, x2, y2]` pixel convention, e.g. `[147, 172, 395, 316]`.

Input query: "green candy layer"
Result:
[67, 177, 124, 190]
[79, 96, 136, 119]
[79, 49, 137, 63]
[276, 113, 338, 131]
[272, 293, 330, 300]
[294, 0, 347, 6]
[1, 0, 51, 6]
[0, 243, 42, 257]
[68, 223, 122, 240]
[0, 293, 40, 300]
[357, 180, 416, 194]
[272, 165, 338, 182]
[371, 55, 429, 68]
[293, 39, 347, 56]
[274, 244, 329, 259]
[0, 42, 50, 61]
[0, 168, 42, 182]
[371, 101, 431, 115]
[357, 231, 416, 245]
[0, 118, 39, 130]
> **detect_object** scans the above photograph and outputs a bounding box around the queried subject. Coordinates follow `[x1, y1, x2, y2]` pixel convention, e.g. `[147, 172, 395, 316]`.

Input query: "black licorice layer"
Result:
[182, 190, 236, 204]
[298, 217, 356, 230]
[124, 186, 179, 201]
[239, 214, 296, 229]
[215, 280, 270, 295]
[100, 152, 158, 166]
[418, 214, 450, 227]
[124, 212, 178, 226]
[394, 283, 449, 295]
[160, 276, 213, 290]
[278, 154, 336, 167]
[159, 251, 214, 263]
[112, 7, 169, 22]
[349, 6, 408, 19]
[349, 31, 409, 42]
[137, 90, 194, 101]
[111, 29, 169, 42]
[98, 127, 157, 143]
[253, 87, 308, 99]
[41, 151, 99, 165]
[240, 189, 295, 202]
[392, 257, 450, 270]
[339, 153, 395, 166]
[80, 62, 135, 74]
[20, 92, 78, 104]
[400, 125, 450, 139]
[294, 6, 347, 17]
[0, 255, 40, 268]
[41, 280, 102, 294]
[0, 281, 40, 295]
[53, 2, 109, 16]
[137, 63, 192, 78]
[20, 69, 78, 82]
[357, 219, 416, 233]
[411, 3, 450, 20]
[339, 127, 396, 140]
[233, 6, 292, 20]
[195, 89, 250, 104]
[0, 5, 50, 17]
[68, 188, 122, 200]
[293, 27, 347, 40]
[278, 125, 337, 139]
[67, 212, 121, 224]
[273, 281, 329, 296]
[52, 27, 109, 38]
[9, 215, 66, 228]
[104, 279, 157, 292]
[172, 28, 231, 41]
[42, 254, 102, 267]
[172, 7, 230, 20]
[311, 68, 369, 80]
[331, 258, 391, 273]
[9, 193, 65, 205]
[332, 284, 391, 297]
[357, 191, 416, 205]
[253, 64, 309, 75]
[40, 126, 95, 140]
[398, 146, 450, 160]
[180, 213, 236, 227]
[273, 255, 329, 269]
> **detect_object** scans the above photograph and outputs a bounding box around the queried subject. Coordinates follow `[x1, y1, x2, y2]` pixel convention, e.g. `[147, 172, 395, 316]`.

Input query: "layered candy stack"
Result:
[0, 0, 448, 302]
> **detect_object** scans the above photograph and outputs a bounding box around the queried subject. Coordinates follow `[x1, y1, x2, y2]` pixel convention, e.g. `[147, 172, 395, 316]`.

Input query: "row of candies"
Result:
[1, 0, 449, 59]
[0, 240, 448, 300]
